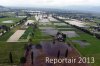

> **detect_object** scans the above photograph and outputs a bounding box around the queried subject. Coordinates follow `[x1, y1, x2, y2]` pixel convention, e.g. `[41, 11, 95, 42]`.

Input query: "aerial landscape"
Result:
[0, 0, 100, 66]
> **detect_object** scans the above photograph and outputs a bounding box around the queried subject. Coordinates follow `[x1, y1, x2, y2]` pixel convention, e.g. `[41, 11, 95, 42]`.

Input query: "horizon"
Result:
[0, 0, 100, 7]
[0, 0, 100, 13]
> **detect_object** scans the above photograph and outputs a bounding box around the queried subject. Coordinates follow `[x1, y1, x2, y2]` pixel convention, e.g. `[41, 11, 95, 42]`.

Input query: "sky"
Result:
[0, 0, 100, 7]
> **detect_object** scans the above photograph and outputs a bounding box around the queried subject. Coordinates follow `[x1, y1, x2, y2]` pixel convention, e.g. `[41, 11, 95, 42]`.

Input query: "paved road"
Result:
[7, 30, 25, 42]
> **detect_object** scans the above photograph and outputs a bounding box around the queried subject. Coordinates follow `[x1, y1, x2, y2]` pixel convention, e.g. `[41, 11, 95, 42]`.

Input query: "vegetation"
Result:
[0, 24, 22, 41]
[55, 25, 72, 28]
[32, 28, 52, 44]
[53, 19, 100, 66]
[94, 18, 100, 23]
[0, 31, 13, 41]
[28, 16, 36, 20]
[20, 27, 34, 39]
[0, 17, 22, 27]
[71, 32, 100, 66]
[0, 42, 26, 65]
[0, 13, 100, 66]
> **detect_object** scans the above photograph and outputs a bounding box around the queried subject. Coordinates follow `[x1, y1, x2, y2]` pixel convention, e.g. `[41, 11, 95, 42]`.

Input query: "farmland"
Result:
[0, 12, 100, 66]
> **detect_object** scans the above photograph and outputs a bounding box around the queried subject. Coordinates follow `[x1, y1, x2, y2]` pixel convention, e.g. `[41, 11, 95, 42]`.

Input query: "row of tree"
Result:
[0, 17, 28, 37]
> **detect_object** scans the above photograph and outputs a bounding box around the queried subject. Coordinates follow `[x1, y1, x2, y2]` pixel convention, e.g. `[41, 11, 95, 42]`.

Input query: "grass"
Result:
[55, 25, 72, 28]
[20, 26, 52, 43]
[69, 29, 100, 66]
[94, 18, 100, 23]
[0, 42, 26, 65]
[0, 31, 13, 41]
[20, 27, 34, 39]
[0, 17, 28, 65]
[0, 29, 4, 33]
[0, 17, 22, 27]
[28, 16, 36, 20]
[53, 21, 100, 66]
[51, 21, 60, 23]
[0, 12, 16, 17]
[0, 24, 22, 41]
[0, 17, 100, 66]
[32, 28, 52, 44]
[39, 24, 53, 27]
[57, 28, 76, 31]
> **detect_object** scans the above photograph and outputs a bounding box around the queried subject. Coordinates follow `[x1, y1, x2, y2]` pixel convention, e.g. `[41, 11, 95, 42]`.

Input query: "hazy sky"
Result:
[0, 0, 100, 7]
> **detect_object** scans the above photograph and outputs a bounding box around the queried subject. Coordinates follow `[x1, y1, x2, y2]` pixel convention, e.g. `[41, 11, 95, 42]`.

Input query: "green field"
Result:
[17, 26, 52, 49]
[0, 42, 26, 65]
[0, 17, 22, 27]
[0, 24, 22, 41]
[70, 30, 100, 66]
[94, 18, 100, 23]
[20, 27, 34, 39]
[0, 12, 16, 17]
[54, 21, 100, 66]
[0, 15, 100, 66]
[28, 16, 36, 20]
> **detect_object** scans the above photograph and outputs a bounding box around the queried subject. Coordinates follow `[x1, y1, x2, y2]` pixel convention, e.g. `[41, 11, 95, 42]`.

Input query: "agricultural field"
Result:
[70, 30, 100, 66]
[54, 19, 100, 66]
[0, 17, 22, 27]
[0, 14, 29, 65]
[94, 18, 100, 23]
[0, 42, 26, 65]
[0, 23, 23, 41]
[28, 16, 36, 20]
[0, 14, 100, 66]
[0, 23, 27, 65]
[37, 16, 100, 66]
[0, 12, 16, 17]
[39, 16, 100, 66]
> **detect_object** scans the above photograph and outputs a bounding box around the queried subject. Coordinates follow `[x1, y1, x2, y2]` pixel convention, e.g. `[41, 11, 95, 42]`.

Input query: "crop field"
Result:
[0, 17, 22, 27]
[0, 14, 100, 66]
[49, 19, 100, 66]
[0, 18, 27, 65]
[0, 42, 26, 65]
[70, 31, 100, 66]
[94, 18, 100, 23]
[0, 12, 16, 17]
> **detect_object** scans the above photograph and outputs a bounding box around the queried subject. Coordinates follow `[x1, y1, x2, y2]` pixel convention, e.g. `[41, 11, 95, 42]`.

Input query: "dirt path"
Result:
[7, 30, 25, 42]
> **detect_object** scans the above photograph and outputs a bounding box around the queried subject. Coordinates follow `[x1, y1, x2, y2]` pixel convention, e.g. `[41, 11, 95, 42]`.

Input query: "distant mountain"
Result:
[59, 6, 100, 13]
[0, 6, 5, 8]
[0, 5, 11, 11]
[1, 5, 100, 14]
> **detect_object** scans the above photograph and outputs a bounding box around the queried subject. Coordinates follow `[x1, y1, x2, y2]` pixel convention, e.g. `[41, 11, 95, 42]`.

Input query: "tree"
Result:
[57, 50, 60, 59]
[65, 49, 68, 58]
[31, 52, 34, 64]
[9, 52, 13, 63]
[20, 57, 26, 63]
[62, 34, 66, 42]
